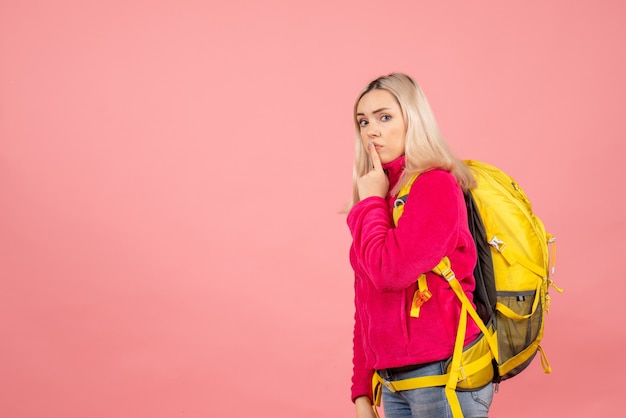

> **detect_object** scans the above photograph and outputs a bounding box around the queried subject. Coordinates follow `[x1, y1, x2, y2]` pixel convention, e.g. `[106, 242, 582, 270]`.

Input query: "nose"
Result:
[366, 122, 380, 137]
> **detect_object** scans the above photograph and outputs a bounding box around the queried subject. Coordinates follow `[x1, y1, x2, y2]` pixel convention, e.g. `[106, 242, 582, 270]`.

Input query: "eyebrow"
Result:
[356, 107, 391, 116]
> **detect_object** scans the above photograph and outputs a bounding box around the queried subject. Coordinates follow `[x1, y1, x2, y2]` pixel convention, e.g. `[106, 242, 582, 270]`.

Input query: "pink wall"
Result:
[1, 0, 624, 416]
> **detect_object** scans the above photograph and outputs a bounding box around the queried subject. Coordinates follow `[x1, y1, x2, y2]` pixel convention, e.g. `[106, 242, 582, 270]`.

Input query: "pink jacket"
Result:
[347, 156, 480, 402]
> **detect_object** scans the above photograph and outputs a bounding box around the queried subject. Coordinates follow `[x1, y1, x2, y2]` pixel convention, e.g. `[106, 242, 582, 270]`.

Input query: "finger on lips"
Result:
[368, 141, 382, 170]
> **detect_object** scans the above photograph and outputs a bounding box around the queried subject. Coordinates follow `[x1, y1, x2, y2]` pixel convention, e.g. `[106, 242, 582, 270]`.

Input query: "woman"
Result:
[347, 73, 493, 417]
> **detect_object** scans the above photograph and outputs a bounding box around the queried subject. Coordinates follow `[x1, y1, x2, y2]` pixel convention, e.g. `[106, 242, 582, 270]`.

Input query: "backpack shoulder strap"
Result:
[432, 258, 494, 342]
[392, 174, 420, 226]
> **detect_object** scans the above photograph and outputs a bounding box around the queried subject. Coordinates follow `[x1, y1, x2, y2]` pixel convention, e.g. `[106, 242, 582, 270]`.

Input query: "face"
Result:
[356, 89, 407, 164]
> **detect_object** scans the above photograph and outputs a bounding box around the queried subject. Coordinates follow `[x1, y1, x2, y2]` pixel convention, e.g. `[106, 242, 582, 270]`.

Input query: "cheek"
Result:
[393, 128, 406, 149]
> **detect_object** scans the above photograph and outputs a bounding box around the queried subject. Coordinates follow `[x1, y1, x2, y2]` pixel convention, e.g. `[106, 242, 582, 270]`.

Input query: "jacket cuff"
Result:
[351, 376, 373, 403]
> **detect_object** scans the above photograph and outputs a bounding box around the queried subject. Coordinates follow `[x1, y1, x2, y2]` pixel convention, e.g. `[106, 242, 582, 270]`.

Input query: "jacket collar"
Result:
[382, 155, 406, 190]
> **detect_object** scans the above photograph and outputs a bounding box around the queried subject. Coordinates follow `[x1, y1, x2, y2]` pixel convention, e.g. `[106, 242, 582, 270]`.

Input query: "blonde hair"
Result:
[347, 73, 476, 209]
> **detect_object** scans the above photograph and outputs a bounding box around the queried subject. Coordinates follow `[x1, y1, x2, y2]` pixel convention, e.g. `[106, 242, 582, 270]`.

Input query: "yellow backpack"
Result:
[371, 160, 563, 418]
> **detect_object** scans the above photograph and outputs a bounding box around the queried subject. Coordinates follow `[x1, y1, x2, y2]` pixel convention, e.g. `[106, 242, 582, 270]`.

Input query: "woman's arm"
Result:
[347, 170, 462, 292]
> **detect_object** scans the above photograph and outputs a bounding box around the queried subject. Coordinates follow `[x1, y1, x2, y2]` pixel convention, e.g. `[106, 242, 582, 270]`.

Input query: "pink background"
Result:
[1, 0, 624, 416]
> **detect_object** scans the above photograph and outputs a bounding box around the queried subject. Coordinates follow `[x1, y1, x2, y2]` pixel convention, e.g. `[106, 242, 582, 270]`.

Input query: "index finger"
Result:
[368, 142, 383, 171]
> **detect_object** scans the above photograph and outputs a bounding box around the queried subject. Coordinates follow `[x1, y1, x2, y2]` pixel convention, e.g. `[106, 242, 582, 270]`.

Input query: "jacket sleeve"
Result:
[351, 276, 374, 402]
[346, 170, 462, 292]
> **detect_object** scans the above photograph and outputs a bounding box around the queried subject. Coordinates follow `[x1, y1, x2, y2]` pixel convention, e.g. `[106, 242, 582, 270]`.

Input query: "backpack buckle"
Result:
[433, 258, 457, 282]
[488, 236, 506, 252]
[440, 267, 456, 282]
[383, 379, 397, 393]
[457, 367, 467, 382]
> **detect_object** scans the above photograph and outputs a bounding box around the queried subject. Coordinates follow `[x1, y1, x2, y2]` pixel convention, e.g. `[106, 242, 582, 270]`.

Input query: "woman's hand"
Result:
[355, 396, 377, 418]
[357, 142, 389, 200]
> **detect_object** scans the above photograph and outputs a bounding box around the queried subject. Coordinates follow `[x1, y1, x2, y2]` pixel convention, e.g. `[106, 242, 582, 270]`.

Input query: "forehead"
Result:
[357, 89, 400, 113]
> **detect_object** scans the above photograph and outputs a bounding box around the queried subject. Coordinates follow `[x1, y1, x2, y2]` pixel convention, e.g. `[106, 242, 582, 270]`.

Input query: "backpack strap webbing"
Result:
[371, 258, 497, 418]
[435, 258, 498, 418]
[432, 258, 497, 355]
[392, 174, 419, 226]
[409, 274, 431, 318]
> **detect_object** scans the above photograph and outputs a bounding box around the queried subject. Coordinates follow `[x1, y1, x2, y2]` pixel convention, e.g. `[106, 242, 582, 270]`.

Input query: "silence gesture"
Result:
[357, 142, 390, 200]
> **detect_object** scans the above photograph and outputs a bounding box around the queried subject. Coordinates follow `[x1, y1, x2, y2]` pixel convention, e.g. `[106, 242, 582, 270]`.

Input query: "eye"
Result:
[358, 119, 368, 127]
[380, 114, 391, 122]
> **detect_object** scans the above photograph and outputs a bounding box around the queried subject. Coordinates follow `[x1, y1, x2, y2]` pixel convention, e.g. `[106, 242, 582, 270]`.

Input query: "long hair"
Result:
[347, 73, 476, 209]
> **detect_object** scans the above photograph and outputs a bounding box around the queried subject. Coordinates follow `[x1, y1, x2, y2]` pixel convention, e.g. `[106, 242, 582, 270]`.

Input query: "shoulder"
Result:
[413, 169, 458, 190]
[402, 169, 462, 207]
